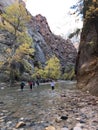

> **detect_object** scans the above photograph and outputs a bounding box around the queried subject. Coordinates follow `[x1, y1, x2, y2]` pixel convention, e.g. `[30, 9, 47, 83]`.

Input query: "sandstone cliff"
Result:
[0, 0, 77, 81]
[76, 0, 98, 96]
[29, 14, 77, 70]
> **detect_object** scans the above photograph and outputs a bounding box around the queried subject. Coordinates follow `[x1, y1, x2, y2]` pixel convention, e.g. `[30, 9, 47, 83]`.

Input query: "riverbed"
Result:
[0, 81, 98, 130]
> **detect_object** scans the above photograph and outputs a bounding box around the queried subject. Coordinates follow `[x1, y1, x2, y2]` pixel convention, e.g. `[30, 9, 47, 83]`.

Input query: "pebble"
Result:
[6, 121, 13, 127]
[55, 116, 62, 123]
[61, 127, 69, 130]
[73, 127, 82, 130]
[15, 121, 26, 128]
[45, 126, 55, 130]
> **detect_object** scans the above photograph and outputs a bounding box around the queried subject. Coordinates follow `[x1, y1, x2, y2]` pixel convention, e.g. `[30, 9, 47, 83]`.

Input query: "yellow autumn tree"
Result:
[1, 1, 30, 34]
[32, 56, 61, 80]
[0, 1, 34, 85]
[44, 56, 61, 79]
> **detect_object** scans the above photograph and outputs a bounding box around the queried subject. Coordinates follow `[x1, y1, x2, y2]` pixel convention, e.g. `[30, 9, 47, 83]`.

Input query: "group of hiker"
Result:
[20, 79, 55, 91]
[20, 80, 39, 91]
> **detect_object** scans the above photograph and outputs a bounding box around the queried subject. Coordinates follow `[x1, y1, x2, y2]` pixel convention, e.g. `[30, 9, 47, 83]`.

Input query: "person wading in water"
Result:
[28, 81, 33, 91]
[50, 80, 55, 90]
[20, 81, 25, 91]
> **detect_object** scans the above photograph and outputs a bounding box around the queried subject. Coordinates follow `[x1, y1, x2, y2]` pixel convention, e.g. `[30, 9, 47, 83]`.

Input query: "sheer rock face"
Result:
[76, 1, 98, 96]
[0, 0, 77, 80]
[30, 14, 77, 69]
[0, 0, 15, 7]
[0, 0, 25, 12]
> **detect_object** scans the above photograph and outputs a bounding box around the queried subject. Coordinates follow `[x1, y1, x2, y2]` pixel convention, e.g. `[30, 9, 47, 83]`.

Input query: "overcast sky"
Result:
[26, 0, 83, 38]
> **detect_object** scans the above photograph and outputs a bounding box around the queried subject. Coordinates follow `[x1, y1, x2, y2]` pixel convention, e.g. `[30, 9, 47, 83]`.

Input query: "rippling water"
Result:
[0, 81, 77, 129]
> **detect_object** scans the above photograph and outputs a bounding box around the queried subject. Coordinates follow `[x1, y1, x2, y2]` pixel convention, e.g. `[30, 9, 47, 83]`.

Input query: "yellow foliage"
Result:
[14, 32, 34, 61]
[22, 59, 33, 73]
[85, 3, 98, 20]
[0, 21, 14, 33]
[16, 43, 34, 57]
[5, 48, 11, 54]
[32, 56, 61, 80]
[17, 32, 32, 45]
[1, 1, 31, 36]
[0, 61, 4, 68]
[62, 67, 75, 80]
[0, 2, 34, 66]
[0, 1, 34, 83]
[32, 67, 46, 79]
[2, 1, 30, 31]
[44, 55, 61, 79]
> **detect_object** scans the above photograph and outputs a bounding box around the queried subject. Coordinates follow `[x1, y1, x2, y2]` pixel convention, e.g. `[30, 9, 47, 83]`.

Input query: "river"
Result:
[0, 81, 98, 130]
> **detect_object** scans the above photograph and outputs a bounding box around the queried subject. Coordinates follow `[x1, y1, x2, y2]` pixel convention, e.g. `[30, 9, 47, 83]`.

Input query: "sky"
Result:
[25, 0, 83, 38]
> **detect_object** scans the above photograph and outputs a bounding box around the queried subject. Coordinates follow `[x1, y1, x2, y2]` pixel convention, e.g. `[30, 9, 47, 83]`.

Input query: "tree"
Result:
[44, 56, 61, 79]
[69, 0, 98, 38]
[68, 28, 81, 39]
[1, 1, 30, 35]
[32, 56, 61, 80]
[62, 65, 75, 80]
[0, 1, 34, 85]
[67, 0, 83, 39]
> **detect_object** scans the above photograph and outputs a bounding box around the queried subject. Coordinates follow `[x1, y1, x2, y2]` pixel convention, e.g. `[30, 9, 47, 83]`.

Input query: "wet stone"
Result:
[61, 126, 69, 130]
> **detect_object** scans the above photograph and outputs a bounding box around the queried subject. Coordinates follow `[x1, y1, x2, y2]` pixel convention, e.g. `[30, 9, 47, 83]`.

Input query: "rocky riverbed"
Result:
[0, 81, 98, 130]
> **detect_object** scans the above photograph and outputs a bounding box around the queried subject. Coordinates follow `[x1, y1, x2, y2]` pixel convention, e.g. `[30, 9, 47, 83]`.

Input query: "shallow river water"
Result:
[0, 81, 98, 130]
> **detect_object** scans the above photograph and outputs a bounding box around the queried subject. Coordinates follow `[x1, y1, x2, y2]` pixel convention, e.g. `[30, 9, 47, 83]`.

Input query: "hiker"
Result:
[32, 80, 35, 86]
[28, 81, 33, 90]
[36, 74, 40, 86]
[20, 81, 25, 91]
[36, 80, 39, 86]
[50, 80, 55, 90]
